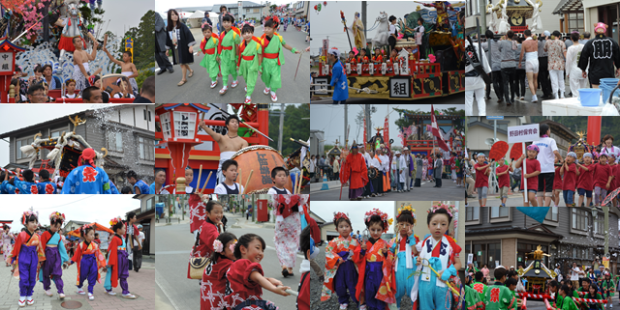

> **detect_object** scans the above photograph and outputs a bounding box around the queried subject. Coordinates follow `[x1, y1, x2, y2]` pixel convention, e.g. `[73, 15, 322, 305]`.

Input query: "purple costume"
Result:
[8, 231, 45, 297]
[334, 252, 359, 305]
[104, 234, 130, 294]
[39, 231, 69, 294]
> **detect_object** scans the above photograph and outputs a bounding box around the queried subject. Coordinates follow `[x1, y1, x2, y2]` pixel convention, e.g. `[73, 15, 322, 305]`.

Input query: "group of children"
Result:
[472, 146, 620, 207]
[197, 200, 312, 310]
[5, 210, 136, 307]
[198, 15, 301, 103]
[320, 205, 462, 310]
[212, 160, 293, 195]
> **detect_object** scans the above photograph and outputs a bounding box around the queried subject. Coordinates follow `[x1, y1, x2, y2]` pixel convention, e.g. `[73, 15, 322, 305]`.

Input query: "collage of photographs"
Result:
[1, 0, 620, 310]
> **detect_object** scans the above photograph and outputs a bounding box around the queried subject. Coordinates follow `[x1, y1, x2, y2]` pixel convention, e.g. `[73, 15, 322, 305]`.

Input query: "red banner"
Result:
[364, 116, 367, 150]
[384, 117, 390, 149]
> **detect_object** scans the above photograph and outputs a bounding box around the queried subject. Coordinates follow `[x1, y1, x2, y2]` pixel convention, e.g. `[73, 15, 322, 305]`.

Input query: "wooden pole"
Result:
[196, 165, 203, 193]
[242, 170, 254, 194]
[200, 171, 213, 194]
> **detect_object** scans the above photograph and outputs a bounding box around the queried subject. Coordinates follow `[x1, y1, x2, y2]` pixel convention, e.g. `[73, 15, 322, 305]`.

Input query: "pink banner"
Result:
[384, 117, 389, 149]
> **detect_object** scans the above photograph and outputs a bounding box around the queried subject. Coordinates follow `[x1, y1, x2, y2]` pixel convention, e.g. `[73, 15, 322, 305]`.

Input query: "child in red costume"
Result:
[200, 232, 237, 310]
[188, 201, 224, 279]
[224, 234, 290, 310]
[103, 217, 136, 298]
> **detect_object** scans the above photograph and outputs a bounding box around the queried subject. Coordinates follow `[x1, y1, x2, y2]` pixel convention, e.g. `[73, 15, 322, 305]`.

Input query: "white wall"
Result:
[120, 108, 134, 126]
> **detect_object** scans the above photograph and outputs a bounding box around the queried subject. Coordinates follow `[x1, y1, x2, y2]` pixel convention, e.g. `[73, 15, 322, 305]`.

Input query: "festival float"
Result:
[517, 245, 556, 297]
[154, 104, 310, 194]
[313, 2, 465, 100]
[1, 0, 140, 103]
[392, 108, 464, 157]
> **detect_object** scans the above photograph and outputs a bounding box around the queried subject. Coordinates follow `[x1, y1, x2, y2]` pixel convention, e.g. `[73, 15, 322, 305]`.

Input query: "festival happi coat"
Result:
[38, 212, 70, 285]
[70, 225, 106, 285]
[388, 205, 420, 308]
[8, 212, 46, 279]
[189, 194, 207, 233]
[320, 212, 360, 302]
[105, 217, 126, 289]
[354, 209, 396, 307]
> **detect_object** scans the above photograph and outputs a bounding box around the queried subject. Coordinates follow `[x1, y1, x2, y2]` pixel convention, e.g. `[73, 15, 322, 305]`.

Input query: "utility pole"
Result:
[604, 206, 610, 259]
[344, 104, 348, 147]
[479, 0, 487, 32]
[365, 104, 372, 144]
[362, 1, 367, 40]
[278, 103, 285, 153]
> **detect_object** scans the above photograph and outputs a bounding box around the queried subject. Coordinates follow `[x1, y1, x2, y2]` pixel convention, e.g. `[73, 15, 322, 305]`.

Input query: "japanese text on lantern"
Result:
[0, 53, 12, 72]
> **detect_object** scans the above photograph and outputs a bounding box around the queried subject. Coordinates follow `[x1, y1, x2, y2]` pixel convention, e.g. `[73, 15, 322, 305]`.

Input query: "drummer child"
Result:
[267, 167, 292, 195]
[213, 159, 245, 195]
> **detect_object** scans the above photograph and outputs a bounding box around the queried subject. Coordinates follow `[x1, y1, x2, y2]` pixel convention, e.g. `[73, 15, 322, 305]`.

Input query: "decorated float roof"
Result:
[504, 0, 534, 19]
[0, 36, 26, 52]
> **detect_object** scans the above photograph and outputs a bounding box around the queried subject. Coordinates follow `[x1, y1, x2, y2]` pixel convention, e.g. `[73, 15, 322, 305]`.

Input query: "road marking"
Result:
[266, 245, 304, 259]
[156, 273, 182, 310]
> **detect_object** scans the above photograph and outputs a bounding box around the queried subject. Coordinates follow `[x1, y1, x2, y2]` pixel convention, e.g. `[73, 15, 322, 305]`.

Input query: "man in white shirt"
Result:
[401, 147, 413, 192]
[133, 225, 145, 272]
[533, 124, 564, 206]
[372, 148, 384, 197]
[570, 262, 584, 288]
[379, 146, 390, 193]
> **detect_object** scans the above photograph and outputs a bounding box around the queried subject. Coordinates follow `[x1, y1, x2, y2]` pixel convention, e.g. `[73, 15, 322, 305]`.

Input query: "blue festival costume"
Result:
[61, 165, 112, 194]
[411, 235, 462, 310]
[37, 181, 57, 194]
[389, 234, 419, 309]
[14, 178, 39, 194]
[38, 231, 69, 294]
[133, 180, 150, 194]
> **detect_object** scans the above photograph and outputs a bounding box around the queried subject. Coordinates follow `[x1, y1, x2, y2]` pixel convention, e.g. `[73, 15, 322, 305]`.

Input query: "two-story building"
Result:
[465, 207, 620, 278]
[214, 1, 266, 22]
[132, 194, 156, 256]
[0, 105, 156, 189]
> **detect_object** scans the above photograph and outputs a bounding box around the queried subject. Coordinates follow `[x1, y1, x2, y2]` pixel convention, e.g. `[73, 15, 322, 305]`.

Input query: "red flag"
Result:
[431, 105, 450, 152]
[363, 116, 367, 150]
[384, 117, 390, 149]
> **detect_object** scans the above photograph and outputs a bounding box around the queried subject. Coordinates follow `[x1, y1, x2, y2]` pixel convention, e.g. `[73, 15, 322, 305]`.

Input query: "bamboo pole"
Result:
[242, 170, 254, 195]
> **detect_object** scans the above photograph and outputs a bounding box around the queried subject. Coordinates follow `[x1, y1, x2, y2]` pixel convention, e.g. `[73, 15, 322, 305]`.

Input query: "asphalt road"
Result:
[311, 93, 465, 105]
[155, 26, 311, 103]
[155, 213, 302, 310]
[311, 177, 465, 201]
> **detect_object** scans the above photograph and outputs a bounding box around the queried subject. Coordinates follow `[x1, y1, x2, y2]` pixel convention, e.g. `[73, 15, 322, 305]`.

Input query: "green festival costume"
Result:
[218, 27, 241, 86]
[573, 288, 602, 308]
[471, 281, 488, 303]
[466, 285, 485, 310]
[199, 33, 220, 82]
[238, 37, 262, 98]
[484, 283, 516, 310]
[260, 32, 295, 93]
[561, 295, 579, 310]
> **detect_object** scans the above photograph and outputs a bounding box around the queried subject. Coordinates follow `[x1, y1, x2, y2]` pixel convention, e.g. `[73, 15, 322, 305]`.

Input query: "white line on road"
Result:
[156, 273, 183, 310]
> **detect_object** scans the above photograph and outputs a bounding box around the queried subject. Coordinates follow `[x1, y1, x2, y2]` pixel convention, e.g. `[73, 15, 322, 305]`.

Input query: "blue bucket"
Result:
[578, 88, 601, 106]
[601, 84, 620, 103]
[600, 78, 619, 85]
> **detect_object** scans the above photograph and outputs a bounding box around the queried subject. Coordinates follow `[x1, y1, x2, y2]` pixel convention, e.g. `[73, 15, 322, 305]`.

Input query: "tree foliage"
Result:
[113, 10, 155, 89]
[268, 104, 310, 158]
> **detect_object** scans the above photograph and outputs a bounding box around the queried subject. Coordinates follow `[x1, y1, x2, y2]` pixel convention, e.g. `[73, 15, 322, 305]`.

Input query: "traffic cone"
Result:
[321, 174, 329, 190]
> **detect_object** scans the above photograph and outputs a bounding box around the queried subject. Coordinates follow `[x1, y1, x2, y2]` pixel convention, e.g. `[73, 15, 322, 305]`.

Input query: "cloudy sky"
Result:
[311, 104, 463, 148]
[97, 0, 154, 39]
[156, 0, 295, 16]
[0, 195, 141, 233]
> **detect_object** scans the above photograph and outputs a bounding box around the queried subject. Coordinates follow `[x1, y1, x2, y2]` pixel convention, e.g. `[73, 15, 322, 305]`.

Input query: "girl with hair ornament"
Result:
[388, 205, 419, 310]
[39, 212, 70, 300]
[410, 204, 462, 310]
[67, 224, 107, 301]
[355, 208, 396, 310]
[321, 212, 361, 309]
[7, 211, 45, 307]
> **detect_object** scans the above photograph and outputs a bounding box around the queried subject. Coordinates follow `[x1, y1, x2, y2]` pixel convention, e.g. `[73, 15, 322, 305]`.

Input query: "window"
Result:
[571, 208, 588, 231]
[253, 8, 259, 13]
[567, 12, 584, 33]
[466, 207, 480, 221]
[545, 207, 558, 221]
[490, 207, 509, 219]
[146, 197, 154, 211]
[594, 211, 604, 235]
[107, 131, 123, 152]
[139, 137, 155, 161]
[16, 137, 34, 160]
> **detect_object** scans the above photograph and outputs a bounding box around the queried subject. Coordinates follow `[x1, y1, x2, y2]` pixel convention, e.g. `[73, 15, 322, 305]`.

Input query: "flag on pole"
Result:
[516, 207, 550, 224]
[431, 105, 450, 152]
[384, 117, 390, 149]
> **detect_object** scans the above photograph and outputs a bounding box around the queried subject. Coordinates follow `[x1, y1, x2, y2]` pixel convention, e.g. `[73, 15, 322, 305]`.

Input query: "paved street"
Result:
[0, 256, 155, 310]
[469, 78, 573, 116]
[155, 212, 302, 310]
[155, 25, 311, 103]
[311, 93, 465, 105]
[310, 177, 465, 201]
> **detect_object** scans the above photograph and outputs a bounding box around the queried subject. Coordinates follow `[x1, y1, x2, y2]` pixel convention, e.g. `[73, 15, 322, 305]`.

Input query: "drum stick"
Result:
[200, 171, 213, 194]
[196, 165, 203, 194]
[238, 168, 242, 189]
[297, 172, 303, 194]
[242, 170, 254, 194]
[293, 172, 299, 194]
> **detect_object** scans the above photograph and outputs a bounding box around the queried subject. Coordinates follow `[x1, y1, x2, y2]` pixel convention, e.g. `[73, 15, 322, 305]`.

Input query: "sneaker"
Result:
[359, 305, 367, 310]
[520, 96, 525, 100]
[77, 288, 86, 295]
[88, 293, 94, 301]
[245, 96, 252, 104]
[340, 304, 348, 310]
[122, 293, 137, 299]
[231, 80, 238, 88]
[270, 91, 277, 102]
[263, 87, 270, 95]
[106, 291, 117, 296]
[219, 86, 228, 95]
[44, 289, 53, 296]
[59, 293, 65, 300]
[532, 95, 538, 103]
[18, 297, 25, 308]
[27, 297, 34, 306]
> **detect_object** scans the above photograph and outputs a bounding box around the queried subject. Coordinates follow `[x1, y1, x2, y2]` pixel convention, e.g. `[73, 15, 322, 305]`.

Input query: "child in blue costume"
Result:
[388, 205, 419, 310]
[37, 170, 57, 194]
[411, 205, 462, 310]
[62, 148, 113, 194]
[127, 170, 149, 194]
[39, 212, 70, 299]
[14, 169, 38, 194]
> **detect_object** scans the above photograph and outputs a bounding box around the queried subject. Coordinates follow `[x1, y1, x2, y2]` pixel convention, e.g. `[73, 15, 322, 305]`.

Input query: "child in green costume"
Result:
[217, 14, 241, 95]
[599, 272, 615, 307]
[465, 285, 485, 310]
[199, 23, 220, 89]
[559, 284, 579, 310]
[260, 18, 301, 102]
[471, 271, 488, 304]
[237, 23, 262, 104]
[484, 267, 516, 310]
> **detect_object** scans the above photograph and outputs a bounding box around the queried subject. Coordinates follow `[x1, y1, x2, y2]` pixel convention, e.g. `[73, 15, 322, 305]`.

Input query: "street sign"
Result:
[507, 123, 540, 203]
[486, 116, 504, 120]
